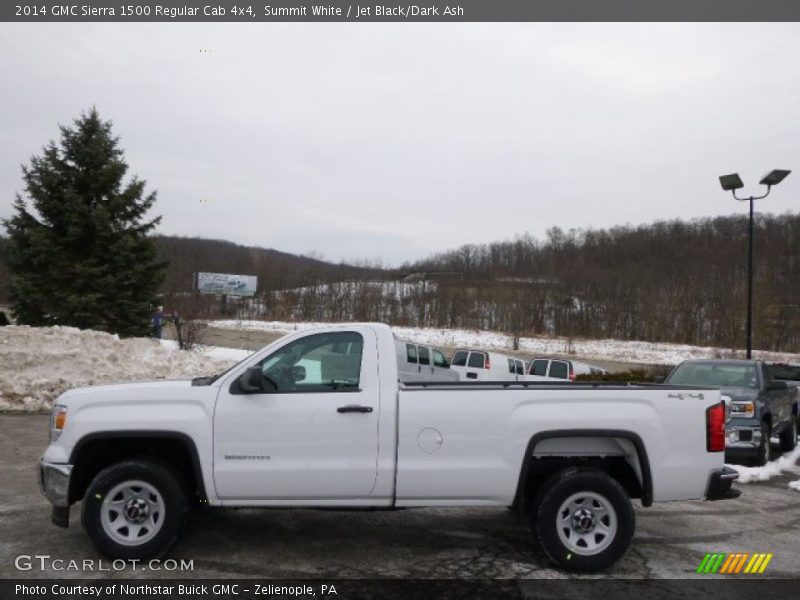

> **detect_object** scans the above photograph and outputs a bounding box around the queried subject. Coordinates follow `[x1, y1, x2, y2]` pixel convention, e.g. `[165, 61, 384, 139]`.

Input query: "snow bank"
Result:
[726, 446, 800, 483]
[0, 326, 237, 412]
[158, 339, 253, 362]
[206, 320, 800, 366]
[789, 480, 800, 492]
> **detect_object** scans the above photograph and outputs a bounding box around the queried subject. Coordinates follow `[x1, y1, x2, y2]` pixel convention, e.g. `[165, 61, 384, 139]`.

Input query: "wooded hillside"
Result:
[400, 214, 800, 351]
[2, 213, 799, 352]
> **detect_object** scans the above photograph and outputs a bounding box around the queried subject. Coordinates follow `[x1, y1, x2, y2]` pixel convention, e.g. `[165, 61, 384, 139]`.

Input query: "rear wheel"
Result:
[779, 417, 797, 452]
[533, 468, 635, 573]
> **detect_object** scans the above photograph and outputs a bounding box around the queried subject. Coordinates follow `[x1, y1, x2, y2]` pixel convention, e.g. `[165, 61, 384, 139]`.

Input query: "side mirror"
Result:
[291, 365, 306, 383]
[767, 380, 788, 391]
[238, 366, 264, 394]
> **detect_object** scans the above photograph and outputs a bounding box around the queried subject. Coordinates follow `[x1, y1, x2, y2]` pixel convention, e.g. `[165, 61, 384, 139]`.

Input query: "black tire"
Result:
[533, 468, 635, 573]
[754, 421, 772, 466]
[779, 417, 797, 452]
[526, 483, 550, 541]
[82, 458, 187, 560]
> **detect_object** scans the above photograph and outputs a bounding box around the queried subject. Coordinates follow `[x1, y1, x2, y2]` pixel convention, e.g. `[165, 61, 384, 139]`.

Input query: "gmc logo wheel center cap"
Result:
[571, 508, 596, 533]
[124, 498, 150, 523]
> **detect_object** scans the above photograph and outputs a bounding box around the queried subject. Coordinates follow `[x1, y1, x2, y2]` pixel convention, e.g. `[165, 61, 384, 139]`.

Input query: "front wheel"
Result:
[754, 422, 772, 466]
[533, 468, 635, 573]
[779, 417, 797, 452]
[81, 459, 187, 560]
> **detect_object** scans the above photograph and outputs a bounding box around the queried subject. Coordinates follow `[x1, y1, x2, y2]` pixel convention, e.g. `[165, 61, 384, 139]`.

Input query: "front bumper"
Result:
[725, 422, 762, 459]
[705, 466, 741, 500]
[39, 460, 72, 528]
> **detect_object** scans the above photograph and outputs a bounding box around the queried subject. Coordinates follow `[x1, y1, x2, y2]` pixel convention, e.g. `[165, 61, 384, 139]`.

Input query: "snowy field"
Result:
[207, 319, 800, 366]
[0, 326, 239, 411]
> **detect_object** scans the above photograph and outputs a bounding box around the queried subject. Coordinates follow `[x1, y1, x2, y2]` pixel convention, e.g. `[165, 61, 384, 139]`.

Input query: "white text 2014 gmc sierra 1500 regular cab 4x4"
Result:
[40, 323, 739, 572]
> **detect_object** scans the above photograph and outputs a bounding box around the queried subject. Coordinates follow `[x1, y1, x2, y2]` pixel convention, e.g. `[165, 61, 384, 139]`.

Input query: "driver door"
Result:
[213, 328, 380, 500]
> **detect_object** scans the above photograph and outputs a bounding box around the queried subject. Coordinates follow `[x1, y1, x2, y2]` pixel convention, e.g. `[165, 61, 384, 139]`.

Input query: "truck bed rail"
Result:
[400, 380, 720, 391]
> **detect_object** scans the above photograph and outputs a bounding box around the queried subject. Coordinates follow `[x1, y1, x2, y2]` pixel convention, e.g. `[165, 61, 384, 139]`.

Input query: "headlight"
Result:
[730, 401, 755, 419]
[50, 405, 67, 441]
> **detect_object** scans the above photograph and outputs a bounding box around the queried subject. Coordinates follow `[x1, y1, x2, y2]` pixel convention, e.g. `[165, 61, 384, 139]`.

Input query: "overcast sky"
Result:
[1, 23, 799, 266]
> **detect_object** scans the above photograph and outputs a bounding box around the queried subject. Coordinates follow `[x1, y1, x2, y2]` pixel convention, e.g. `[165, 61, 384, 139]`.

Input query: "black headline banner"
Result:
[1, 579, 794, 600]
[3, 0, 800, 22]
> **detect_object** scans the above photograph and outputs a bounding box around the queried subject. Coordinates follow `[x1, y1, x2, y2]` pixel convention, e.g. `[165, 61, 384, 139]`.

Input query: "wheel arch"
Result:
[512, 429, 653, 513]
[68, 431, 207, 504]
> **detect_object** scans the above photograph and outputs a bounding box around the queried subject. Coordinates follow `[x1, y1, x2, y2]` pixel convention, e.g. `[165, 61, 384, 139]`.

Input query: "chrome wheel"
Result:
[556, 491, 617, 556]
[100, 480, 165, 546]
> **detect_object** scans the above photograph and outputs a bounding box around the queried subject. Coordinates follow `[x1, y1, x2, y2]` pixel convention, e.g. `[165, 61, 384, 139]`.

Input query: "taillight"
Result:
[569, 366, 576, 381]
[706, 402, 726, 452]
[484, 355, 490, 370]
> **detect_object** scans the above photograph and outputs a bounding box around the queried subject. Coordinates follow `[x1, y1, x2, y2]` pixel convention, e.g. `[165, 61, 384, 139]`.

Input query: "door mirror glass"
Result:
[239, 366, 265, 393]
[767, 380, 787, 391]
[291, 365, 306, 383]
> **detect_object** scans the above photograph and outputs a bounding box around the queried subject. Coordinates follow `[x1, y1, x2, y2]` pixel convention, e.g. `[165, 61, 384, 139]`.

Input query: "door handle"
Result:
[337, 405, 373, 414]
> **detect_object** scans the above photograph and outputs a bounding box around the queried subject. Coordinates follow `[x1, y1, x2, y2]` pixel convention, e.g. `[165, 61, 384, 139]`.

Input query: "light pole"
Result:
[718, 169, 791, 359]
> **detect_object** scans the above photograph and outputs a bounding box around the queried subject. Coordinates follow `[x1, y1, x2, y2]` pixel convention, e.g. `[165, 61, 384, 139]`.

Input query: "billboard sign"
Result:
[196, 272, 258, 297]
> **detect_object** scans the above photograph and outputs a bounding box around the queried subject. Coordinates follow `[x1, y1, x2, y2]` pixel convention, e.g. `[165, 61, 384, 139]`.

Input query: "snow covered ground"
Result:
[726, 446, 800, 492]
[0, 326, 239, 411]
[727, 446, 800, 483]
[206, 319, 800, 366]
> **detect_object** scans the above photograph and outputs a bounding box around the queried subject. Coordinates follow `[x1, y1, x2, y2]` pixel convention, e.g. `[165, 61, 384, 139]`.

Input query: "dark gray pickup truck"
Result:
[665, 359, 799, 466]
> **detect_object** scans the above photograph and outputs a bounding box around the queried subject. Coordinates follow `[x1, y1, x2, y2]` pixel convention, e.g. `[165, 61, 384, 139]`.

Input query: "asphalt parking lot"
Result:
[2, 413, 799, 580]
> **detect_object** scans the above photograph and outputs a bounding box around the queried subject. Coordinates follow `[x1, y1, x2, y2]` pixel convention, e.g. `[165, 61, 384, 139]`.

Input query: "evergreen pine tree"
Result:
[3, 108, 166, 337]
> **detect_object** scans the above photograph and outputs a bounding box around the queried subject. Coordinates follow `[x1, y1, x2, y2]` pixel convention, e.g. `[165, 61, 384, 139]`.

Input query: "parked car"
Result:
[40, 323, 737, 573]
[397, 340, 459, 382]
[450, 349, 527, 381]
[664, 359, 799, 466]
[527, 358, 608, 381]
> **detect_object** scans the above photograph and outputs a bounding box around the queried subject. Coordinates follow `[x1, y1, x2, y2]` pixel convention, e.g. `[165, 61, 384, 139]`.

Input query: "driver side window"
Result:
[257, 331, 364, 393]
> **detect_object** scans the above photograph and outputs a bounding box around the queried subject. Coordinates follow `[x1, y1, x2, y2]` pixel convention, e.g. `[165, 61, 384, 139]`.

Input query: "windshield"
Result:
[191, 353, 253, 386]
[668, 363, 758, 389]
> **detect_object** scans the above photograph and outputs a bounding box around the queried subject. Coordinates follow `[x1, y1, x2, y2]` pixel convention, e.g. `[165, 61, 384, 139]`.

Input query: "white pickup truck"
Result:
[40, 323, 739, 572]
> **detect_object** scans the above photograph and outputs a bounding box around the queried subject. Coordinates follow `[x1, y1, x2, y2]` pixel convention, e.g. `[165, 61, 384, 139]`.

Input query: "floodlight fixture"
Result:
[759, 169, 791, 187]
[719, 167, 791, 360]
[719, 173, 744, 191]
